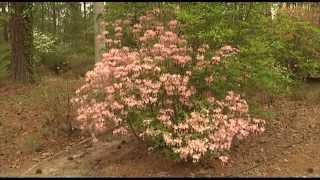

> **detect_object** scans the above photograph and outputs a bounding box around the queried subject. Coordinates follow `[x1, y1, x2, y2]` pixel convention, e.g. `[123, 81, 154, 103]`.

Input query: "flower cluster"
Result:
[72, 9, 265, 164]
[157, 91, 265, 163]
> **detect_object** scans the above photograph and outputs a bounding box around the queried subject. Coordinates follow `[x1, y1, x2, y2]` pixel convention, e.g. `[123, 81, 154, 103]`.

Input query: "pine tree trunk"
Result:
[3, 19, 8, 42]
[9, 2, 34, 83]
[52, 3, 57, 35]
[68, 2, 82, 49]
[0, 2, 5, 14]
[41, 3, 44, 32]
[56, 3, 61, 36]
[1, 3, 8, 42]
[94, 2, 104, 62]
[83, 2, 87, 41]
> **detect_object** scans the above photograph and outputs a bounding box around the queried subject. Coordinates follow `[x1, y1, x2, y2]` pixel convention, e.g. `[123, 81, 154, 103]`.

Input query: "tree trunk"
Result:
[52, 2, 57, 35]
[3, 20, 8, 42]
[67, 2, 82, 49]
[9, 2, 34, 83]
[56, 2, 61, 36]
[94, 2, 105, 62]
[1, 2, 6, 14]
[1, 2, 8, 42]
[83, 2, 87, 41]
[41, 3, 44, 32]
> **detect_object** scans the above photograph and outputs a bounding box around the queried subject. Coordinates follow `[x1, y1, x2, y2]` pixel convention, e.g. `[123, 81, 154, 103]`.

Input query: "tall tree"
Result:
[94, 2, 104, 62]
[64, 2, 82, 48]
[8, 2, 34, 82]
[40, 3, 45, 32]
[52, 2, 57, 35]
[83, 2, 87, 41]
[0, 2, 8, 42]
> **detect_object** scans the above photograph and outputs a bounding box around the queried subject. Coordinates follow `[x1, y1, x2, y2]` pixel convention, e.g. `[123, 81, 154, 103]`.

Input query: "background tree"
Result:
[8, 2, 34, 83]
[0, 2, 8, 42]
[94, 2, 104, 62]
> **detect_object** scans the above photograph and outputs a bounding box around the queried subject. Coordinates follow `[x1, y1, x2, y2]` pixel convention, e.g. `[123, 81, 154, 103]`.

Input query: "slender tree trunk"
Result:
[83, 2, 86, 22]
[56, 3, 61, 36]
[1, 2, 8, 42]
[83, 2, 87, 41]
[67, 2, 82, 49]
[52, 2, 57, 35]
[41, 3, 44, 32]
[9, 2, 34, 83]
[3, 20, 8, 42]
[1, 3, 5, 14]
[94, 2, 105, 62]
[244, 3, 253, 21]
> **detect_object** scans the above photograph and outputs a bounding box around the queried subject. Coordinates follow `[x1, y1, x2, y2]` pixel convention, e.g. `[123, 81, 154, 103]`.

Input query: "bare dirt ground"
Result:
[0, 80, 319, 177]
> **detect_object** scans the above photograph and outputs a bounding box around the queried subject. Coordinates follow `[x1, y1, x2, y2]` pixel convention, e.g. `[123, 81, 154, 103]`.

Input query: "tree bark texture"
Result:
[9, 2, 33, 83]
[94, 2, 104, 62]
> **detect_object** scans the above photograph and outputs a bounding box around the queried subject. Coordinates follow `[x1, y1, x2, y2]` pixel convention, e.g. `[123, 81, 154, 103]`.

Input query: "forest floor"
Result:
[0, 77, 319, 177]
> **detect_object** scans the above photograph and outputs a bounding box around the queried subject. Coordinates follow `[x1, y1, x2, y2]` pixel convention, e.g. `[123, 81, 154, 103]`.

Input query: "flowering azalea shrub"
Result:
[72, 9, 265, 164]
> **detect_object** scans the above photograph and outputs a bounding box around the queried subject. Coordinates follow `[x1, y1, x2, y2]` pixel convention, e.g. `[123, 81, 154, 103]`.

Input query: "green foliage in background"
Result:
[98, 2, 320, 99]
[31, 3, 94, 77]
[1, 2, 319, 94]
[175, 2, 319, 98]
[271, 12, 320, 79]
[104, 2, 157, 22]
